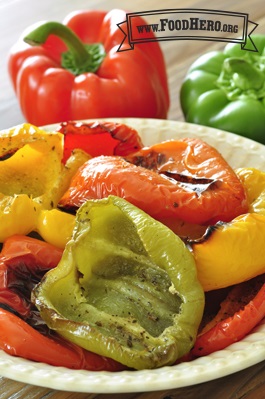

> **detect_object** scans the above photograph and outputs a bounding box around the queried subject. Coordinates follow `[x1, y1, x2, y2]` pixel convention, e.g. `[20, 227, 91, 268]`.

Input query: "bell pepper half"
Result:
[190, 167, 265, 291]
[8, 9, 169, 125]
[58, 137, 248, 226]
[180, 34, 265, 144]
[32, 196, 205, 370]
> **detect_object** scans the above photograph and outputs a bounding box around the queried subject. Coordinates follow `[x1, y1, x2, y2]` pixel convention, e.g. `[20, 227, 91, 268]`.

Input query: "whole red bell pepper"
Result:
[8, 9, 169, 126]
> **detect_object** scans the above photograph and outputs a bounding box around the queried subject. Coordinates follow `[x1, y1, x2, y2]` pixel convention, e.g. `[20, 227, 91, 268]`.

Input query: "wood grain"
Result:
[0, 0, 264, 397]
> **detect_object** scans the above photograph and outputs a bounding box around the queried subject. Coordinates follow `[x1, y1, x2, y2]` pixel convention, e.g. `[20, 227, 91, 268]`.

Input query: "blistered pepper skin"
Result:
[32, 196, 204, 370]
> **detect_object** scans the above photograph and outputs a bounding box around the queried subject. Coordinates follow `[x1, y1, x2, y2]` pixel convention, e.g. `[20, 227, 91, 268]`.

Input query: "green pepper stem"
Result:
[223, 57, 264, 90]
[24, 21, 105, 75]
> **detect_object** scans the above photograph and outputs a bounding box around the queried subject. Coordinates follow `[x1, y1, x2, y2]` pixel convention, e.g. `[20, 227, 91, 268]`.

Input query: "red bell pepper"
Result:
[0, 308, 124, 371]
[0, 235, 124, 371]
[191, 274, 265, 357]
[57, 120, 144, 163]
[0, 234, 63, 317]
[8, 9, 169, 126]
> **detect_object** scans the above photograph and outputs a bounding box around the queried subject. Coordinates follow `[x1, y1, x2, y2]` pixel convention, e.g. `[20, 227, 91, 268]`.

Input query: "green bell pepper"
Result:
[32, 196, 204, 370]
[180, 35, 265, 144]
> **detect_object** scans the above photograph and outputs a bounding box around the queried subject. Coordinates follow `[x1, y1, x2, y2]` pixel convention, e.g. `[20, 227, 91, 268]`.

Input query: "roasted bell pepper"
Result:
[190, 167, 265, 291]
[180, 34, 265, 144]
[0, 235, 124, 371]
[59, 137, 248, 226]
[191, 213, 265, 291]
[191, 273, 265, 357]
[36, 209, 75, 249]
[57, 120, 144, 163]
[8, 9, 169, 126]
[0, 234, 63, 317]
[0, 123, 62, 241]
[0, 124, 63, 208]
[0, 123, 90, 243]
[236, 167, 265, 215]
[32, 196, 204, 370]
[0, 194, 39, 242]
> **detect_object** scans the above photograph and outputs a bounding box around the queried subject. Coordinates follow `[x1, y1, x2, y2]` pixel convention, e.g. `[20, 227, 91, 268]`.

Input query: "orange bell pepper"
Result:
[59, 137, 248, 226]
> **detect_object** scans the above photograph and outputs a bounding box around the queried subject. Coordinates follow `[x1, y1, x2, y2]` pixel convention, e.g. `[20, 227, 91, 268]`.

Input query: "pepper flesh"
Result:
[180, 34, 265, 144]
[32, 196, 204, 370]
[8, 9, 169, 125]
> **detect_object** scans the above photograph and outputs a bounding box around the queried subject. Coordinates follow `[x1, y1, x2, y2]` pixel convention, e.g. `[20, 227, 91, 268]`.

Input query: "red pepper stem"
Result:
[24, 22, 105, 75]
[24, 22, 90, 66]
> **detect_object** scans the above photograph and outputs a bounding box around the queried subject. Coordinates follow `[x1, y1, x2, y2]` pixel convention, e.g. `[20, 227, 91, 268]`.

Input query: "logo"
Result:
[117, 8, 258, 52]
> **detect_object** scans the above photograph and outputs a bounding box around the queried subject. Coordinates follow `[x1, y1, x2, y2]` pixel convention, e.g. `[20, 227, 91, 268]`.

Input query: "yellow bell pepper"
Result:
[0, 123, 62, 157]
[236, 167, 265, 215]
[191, 167, 265, 291]
[0, 123, 89, 243]
[0, 194, 40, 242]
[36, 209, 75, 249]
[0, 123, 63, 207]
[47, 148, 91, 209]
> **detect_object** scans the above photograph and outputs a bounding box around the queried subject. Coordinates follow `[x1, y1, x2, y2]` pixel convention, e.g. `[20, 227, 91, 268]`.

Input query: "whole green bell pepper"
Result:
[32, 196, 204, 370]
[180, 35, 265, 144]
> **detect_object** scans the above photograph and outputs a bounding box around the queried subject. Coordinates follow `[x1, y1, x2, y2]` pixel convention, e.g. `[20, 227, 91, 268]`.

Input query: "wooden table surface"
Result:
[0, 0, 265, 397]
